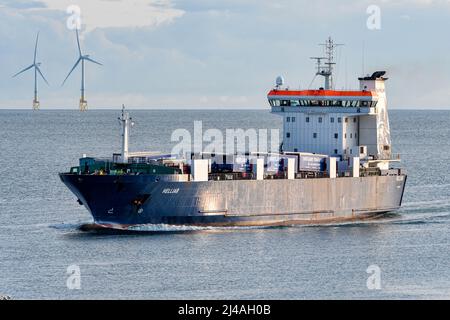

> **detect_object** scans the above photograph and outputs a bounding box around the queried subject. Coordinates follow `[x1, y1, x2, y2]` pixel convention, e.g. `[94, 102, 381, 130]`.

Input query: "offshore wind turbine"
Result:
[13, 32, 49, 110]
[62, 29, 102, 111]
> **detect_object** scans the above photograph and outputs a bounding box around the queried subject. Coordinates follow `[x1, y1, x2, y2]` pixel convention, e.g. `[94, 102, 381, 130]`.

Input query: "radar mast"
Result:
[310, 37, 344, 89]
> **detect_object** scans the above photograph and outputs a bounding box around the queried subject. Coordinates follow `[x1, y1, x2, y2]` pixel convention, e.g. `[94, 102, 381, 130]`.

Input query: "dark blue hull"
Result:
[59, 173, 407, 227]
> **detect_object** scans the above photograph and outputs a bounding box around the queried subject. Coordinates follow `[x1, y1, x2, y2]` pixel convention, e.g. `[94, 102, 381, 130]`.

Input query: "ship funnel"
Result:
[358, 71, 391, 159]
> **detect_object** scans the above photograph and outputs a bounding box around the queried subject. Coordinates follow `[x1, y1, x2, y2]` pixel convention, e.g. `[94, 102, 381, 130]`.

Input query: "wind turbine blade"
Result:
[34, 31, 40, 63]
[61, 58, 81, 86]
[76, 29, 82, 56]
[12, 64, 34, 78]
[36, 65, 49, 85]
[84, 57, 102, 66]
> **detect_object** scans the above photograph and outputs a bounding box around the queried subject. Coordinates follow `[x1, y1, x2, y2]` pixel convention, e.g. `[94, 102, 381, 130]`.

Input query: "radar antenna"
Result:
[310, 37, 344, 90]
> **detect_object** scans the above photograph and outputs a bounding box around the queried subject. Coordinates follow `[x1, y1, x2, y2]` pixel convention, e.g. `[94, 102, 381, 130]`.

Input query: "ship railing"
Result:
[208, 172, 254, 181]
[386, 168, 406, 176]
[360, 168, 381, 177]
[264, 173, 288, 179]
[296, 171, 329, 179]
[337, 170, 353, 177]
[208, 171, 331, 181]
[372, 154, 401, 161]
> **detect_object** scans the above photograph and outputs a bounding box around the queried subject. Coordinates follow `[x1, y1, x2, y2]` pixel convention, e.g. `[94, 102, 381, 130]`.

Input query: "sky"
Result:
[0, 0, 449, 109]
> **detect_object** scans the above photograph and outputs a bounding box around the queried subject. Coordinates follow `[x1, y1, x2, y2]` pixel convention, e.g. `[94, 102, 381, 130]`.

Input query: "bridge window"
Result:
[341, 100, 356, 107]
[270, 99, 281, 107]
[291, 99, 368, 107]
[281, 100, 290, 106]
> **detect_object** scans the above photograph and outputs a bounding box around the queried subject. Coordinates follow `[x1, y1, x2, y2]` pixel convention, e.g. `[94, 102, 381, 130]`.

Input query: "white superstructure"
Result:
[268, 38, 392, 161]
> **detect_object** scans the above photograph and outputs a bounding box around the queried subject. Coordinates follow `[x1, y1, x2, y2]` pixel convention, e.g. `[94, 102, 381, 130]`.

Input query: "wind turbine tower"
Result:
[13, 32, 49, 110]
[62, 29, 102, 111]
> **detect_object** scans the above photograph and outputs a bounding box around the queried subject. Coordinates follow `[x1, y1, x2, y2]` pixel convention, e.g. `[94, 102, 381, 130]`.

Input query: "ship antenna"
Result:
[311, 37, 344, 89]
[309, 57, 325, 89]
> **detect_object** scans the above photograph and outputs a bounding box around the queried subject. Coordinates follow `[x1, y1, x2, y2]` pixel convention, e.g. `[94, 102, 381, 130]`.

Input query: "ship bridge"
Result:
[268, 37, 392, 160]
[268, 89, 379, 114]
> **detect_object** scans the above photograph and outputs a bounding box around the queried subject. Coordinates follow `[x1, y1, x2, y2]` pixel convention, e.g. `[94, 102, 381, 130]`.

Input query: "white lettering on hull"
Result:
[162, 188, 180, 194]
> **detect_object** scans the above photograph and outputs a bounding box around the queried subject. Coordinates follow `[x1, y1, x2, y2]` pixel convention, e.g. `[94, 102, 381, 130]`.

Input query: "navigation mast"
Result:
[119, 104, 132, 164]
[310, 37, 344, 90]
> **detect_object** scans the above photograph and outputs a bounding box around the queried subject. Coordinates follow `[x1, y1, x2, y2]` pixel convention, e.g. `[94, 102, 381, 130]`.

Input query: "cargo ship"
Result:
[59, 37, 406, 228]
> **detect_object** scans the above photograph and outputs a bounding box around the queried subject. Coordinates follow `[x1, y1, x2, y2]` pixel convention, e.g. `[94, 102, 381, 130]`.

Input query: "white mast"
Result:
[310, 37, 344, 89]
[119, 104, 132, 164]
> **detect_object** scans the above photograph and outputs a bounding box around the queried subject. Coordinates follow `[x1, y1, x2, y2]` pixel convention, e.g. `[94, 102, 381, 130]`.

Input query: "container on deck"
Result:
[298, 154, 327, 172]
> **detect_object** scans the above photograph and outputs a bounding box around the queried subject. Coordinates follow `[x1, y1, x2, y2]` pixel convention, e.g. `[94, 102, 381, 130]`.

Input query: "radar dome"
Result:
[275, 76, 284, 87]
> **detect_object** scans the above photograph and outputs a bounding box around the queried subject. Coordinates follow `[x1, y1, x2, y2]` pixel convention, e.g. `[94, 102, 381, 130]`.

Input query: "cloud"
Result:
[377, 0, 449, 5]
[31, 0, 185, 33]
[0, 0, 47, 9]
[1, 0, 450, 109]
